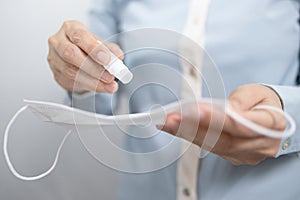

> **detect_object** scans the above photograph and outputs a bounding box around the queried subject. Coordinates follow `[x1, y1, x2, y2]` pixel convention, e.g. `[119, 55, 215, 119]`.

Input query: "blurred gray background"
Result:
[0, 0, 118, 199]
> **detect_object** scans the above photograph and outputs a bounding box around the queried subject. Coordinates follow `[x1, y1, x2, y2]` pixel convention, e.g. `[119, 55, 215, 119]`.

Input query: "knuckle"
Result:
[62, 20, 73, 28]
[224, 156, 242, 166]
[263, 147, 278, 158]
[48, 61, 57, 72]
[53, 72, 60, 83]
[64, 66, 78, 80]
[65, 80, 75, 91]
[230, 158, 256, 166]
[265, 150, 276, 158]
[63, 20, 84, 31]
[246, 160, 261, 166]
[276, 119, 287, 131]
[63, 20, 81, 30]
[96, 82, 106, 92]
[62, 21, 69, 29]
[47, 54, 52, 63]
[48, 36, 56, 46]
[231, 161, 242, 166]
[71, 28, 87, 44]
[61, 44, 76, 61]
[53, 71, 75, 91]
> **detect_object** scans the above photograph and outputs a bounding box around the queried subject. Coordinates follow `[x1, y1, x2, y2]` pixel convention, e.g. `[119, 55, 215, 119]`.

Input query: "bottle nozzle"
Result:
[118, 69, 133, 84]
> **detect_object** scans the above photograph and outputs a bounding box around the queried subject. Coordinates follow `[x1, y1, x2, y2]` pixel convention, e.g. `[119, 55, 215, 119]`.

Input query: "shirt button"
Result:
[282, 140, 291, 150]
[193, 18, 199, 25]
[183, 188, 190, 197]
[189, 67, 197, 78]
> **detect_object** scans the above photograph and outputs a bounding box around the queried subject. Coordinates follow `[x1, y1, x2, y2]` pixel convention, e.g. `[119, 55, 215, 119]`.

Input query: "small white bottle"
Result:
[105, 52, 133, 84]
[97, 41, 133, 84]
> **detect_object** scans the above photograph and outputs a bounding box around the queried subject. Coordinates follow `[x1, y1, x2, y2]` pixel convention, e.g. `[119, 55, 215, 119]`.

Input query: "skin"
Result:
[159, 84, 286, 165]
[48, 21, 285, 166]
[47, 20, 124, 94]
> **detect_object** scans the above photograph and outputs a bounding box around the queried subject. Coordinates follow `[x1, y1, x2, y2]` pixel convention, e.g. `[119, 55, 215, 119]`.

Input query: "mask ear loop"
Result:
[225, 103, 296, 138]
[3, 105, 73, 181]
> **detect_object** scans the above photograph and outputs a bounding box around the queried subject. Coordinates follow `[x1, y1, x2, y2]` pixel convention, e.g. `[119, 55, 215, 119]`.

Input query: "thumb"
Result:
[229, 84, 273, 111]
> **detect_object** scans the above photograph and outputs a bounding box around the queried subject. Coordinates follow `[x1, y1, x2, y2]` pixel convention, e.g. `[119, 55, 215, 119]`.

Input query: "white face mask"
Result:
[3, 99, 296, 181]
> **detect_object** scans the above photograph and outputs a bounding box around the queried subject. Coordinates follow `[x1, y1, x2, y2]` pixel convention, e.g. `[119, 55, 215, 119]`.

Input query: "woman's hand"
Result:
[47, 20, 124, 93]
[160, 84, 286, 165]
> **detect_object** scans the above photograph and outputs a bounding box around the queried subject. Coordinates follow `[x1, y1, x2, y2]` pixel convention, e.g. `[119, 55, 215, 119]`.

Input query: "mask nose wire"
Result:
[3, 105, 73, 181]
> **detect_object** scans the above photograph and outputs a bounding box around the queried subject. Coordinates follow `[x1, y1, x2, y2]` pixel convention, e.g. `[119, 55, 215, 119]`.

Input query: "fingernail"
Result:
[97, 51, 110, 65]
[156, 115, 181, 132]
[104, 83, 118, 93]
[101, 71, 114, 83]
[191, 107, 206, 120]
[199, 109, 206, 120]
[172, 115, 182, 124]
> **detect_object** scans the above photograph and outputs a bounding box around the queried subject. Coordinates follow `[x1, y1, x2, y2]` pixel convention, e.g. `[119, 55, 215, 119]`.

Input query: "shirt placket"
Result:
[177, 0, 211, 200]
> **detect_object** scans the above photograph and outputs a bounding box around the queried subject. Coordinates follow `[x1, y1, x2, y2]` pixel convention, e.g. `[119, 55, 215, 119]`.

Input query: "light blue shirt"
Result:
[70, 0, 300, 199]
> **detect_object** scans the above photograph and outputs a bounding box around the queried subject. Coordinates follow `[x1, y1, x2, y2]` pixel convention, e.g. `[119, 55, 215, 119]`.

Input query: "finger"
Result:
[48, 41, 64, 72]
[64, 22, 112, 65]
[226, 84, 285, 137]
[162, 112, 281, 160]
[106, 43, 124, 60]
[242, 109, 287, 131]
[160, 111, 268, 160]
[161, 111, 218, 144]
[93, 35, 124, 60]
[162, 102, 270, 140]
[50, 51, 118, 93]
[161, 113, 230, 155]
[81, 53, 115, 83]
[160, 103, 226, 137]
[162, 108, 281, 163]
[222, 156, 243, 166]
[53, 38, 114, 83]
[158, 113, 182, 135]
[187, 103, 261, 138]
[72, 69, 119, 93]
[228, 84, 267, 111]
[222, 105, 286, 138]
[48, 46, 69, 73]
[228, 84, 282, 111]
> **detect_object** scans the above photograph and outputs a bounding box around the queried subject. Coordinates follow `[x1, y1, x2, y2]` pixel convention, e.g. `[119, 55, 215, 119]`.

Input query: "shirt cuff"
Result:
[66, 91, 114, 115]
[66, 91, 96, 112]
[266, 84, 300, 157]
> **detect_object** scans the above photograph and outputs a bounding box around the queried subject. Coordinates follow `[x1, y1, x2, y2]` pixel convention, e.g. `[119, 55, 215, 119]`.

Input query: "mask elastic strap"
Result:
[225, 103, 296, 138]
[3, 105, 73, 181]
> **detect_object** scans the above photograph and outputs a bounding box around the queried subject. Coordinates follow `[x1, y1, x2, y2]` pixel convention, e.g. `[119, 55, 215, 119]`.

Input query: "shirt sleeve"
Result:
[88, 0, 119, 40]
[66, 0, 120, 115]
[66, 92, 114, 115]
[267, 85, 300, 157]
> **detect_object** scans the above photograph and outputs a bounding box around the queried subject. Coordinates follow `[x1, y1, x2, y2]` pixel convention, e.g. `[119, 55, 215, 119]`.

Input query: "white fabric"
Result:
[3, 99, 295, 181]
[3, 105, 72, 181]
